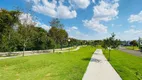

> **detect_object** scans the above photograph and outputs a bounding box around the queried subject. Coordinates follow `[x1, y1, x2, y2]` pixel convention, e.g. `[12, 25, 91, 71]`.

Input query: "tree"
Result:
[130, 40, 138, 50]
[32, 27, 49, 50]
[18, 23, 35, 56]
[49, 18, 68, 52]
[102, 39, 108, 50]
[49, 18, 64, 28]
[0, 9, 70, 54]
[101, 33, 121, 61]
[0, 9, 21, 53]
[57, 29, 68, 50]
[47, 37, 56, 52]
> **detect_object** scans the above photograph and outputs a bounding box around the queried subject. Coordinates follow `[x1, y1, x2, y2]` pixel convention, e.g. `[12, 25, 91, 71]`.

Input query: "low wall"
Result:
[0, 46, 75, 57]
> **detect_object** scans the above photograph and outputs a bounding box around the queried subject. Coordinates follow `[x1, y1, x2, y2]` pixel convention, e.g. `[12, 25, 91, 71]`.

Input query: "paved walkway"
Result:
[0, 46, 81, 60]
[119, 47, 142, 57]
[82, 49, 122, 80]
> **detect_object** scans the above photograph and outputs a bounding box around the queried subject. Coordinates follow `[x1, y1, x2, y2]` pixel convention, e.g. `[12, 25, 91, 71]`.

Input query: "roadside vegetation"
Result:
[103, 49, 142, 80]
[125, 40, 139, 50]
[101, 33, 121, 61]
[0, 9, 98, 57]
[126, 46, 139, 50]
[0, 46, 96, 80]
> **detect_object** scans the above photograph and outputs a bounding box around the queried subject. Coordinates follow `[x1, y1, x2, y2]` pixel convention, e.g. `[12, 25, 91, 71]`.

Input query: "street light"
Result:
[68, 39, 71, 53]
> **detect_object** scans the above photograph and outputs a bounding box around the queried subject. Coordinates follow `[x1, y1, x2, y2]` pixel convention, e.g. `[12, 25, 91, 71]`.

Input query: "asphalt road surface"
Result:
[119, 47, 142, 57]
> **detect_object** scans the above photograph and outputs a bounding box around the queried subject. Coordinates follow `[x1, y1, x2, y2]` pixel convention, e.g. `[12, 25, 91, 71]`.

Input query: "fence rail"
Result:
[0, 46, 75, 57]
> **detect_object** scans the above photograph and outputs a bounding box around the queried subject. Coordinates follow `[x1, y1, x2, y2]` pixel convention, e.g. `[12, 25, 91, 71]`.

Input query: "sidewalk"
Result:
[82, 49, 122, 80]
[0, 46, 81, 60]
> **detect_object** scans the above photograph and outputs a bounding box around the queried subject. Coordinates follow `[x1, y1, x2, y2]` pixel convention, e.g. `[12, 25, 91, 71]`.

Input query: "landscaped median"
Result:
[0, 46, 95, 80]
[103, 49, 142, 80]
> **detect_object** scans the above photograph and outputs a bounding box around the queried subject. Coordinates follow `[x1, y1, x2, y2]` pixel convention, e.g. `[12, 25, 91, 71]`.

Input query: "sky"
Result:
[0, 0, 142, 40]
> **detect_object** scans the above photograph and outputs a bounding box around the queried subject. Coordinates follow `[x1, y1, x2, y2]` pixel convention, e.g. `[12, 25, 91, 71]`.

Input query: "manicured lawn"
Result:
[0, 46, 95, 80]
[103, 49, 142, 80]
[126, 46, 139, 50]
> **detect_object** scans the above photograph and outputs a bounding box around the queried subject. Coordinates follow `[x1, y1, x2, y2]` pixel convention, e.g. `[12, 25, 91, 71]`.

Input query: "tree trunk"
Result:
[23, 47, 25, 57]
[8, 33, 11, 56]
[53, 47, 55, 53]
[60, 42, 63, 50]
[23, 42, 25, 57]
[108, 49, 111, 61]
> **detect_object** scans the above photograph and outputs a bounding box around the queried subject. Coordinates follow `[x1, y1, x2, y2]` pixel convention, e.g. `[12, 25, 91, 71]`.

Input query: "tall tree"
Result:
[49, 18, 68, 52]
[18, 24, 35, 56]
[49, 18, 64, 28]
[0, 9, 21, 53]
[57, 29, 68, 50]
[130, 40, 138, 50]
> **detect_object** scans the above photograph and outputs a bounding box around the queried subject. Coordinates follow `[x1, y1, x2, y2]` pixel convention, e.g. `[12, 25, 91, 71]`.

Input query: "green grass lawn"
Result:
[0, 46, 95, 80]
[103, 49, 142, 80]
[126, 46, 139, 50]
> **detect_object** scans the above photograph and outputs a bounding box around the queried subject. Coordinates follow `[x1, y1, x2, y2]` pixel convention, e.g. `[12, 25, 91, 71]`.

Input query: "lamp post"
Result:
[68, 39, 71, 53]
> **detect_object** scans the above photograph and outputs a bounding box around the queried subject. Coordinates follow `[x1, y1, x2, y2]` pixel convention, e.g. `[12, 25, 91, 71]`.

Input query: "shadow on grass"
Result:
[82, 58, 102, 63]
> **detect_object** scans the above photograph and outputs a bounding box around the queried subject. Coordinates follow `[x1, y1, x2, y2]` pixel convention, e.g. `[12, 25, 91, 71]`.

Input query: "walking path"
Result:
[119, 47, 142, 57]
[0, 46, 81, 60]
[82, 49, 122, 80]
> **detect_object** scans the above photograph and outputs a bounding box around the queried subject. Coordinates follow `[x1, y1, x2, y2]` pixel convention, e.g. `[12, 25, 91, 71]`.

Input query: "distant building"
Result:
[121, 41, 131, 46]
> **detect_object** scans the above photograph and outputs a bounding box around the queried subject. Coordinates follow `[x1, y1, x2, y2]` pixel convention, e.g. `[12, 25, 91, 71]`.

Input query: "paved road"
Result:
[82, 49, 122, 80]
[119, 47, 142, 57]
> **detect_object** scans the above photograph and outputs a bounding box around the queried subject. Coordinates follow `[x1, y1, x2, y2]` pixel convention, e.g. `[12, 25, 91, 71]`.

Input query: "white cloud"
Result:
[56, 4, 77, 19]
[128, 11, 142, 23]
[66, 26, 78, 32]
[83, 0, 119, 33]
[26, 0, 92, 19]
[66, 26, 88, 39]
[119, 29, 142, 40]
[124, 29, 142, 34]
[83, 19, 107, 33]
[36, 21, 51, 31]
[72, 26, 78, 30]
[19, 13, 35, 25]
[93, 1, 119, 21]
[19, 12, 50, 31]
[69, 0, 90, 9]
[28, 0, 78, 19]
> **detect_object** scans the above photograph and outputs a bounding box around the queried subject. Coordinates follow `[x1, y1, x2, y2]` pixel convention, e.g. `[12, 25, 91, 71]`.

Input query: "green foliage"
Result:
[0, 9, 21, 52]
[102, 39, 108, 49]
[0, 9, 69, 52]
[49, 18, 64, 28]
[102, 33, 121, 49]
[0, 9, 94, 53]
[130, 40, 138, 46]
[102, 33, 121, 61]
[49, 19, 68, 50]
